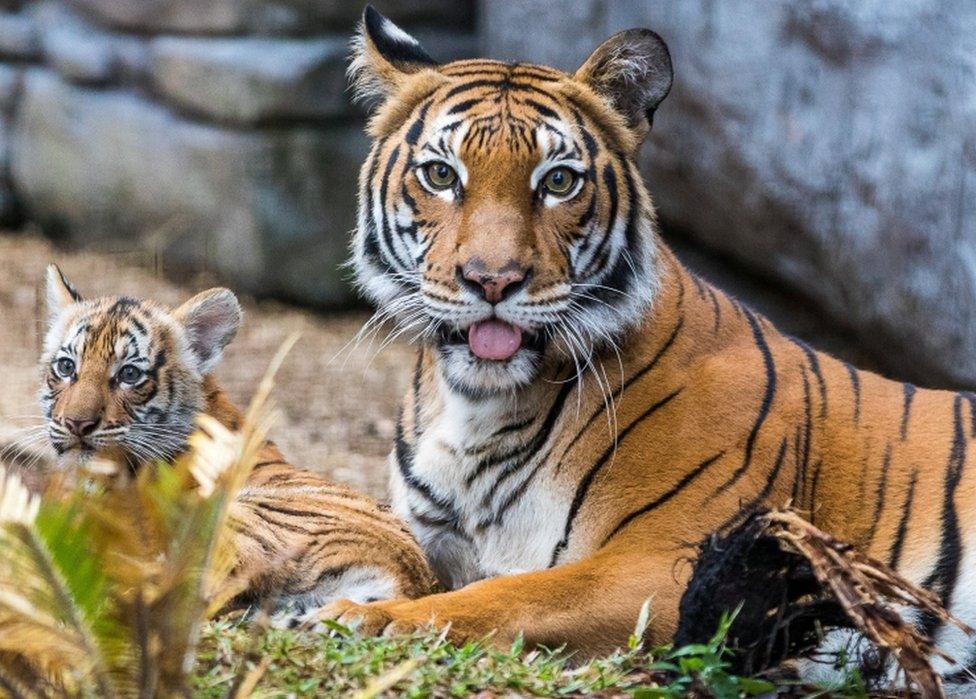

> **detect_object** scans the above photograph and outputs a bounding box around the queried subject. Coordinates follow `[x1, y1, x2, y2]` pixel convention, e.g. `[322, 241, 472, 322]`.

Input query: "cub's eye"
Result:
[541, 167, 578, 196]
[116, 365, 144, 385]
[54, 357, 75, 379]
[423, 161, 458, 190]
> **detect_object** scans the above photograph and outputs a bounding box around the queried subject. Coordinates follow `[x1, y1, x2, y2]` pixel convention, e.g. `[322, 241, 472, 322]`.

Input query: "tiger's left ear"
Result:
[172, 288, 242, 375]
[575, 28, 673, 141]
[45, 264, 82, 322]
[348, 4, 438, 106]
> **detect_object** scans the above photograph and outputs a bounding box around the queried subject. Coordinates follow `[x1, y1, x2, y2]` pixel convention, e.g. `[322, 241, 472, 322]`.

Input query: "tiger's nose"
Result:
[64, 417, 98, 437]
[459, 260, 531, 304]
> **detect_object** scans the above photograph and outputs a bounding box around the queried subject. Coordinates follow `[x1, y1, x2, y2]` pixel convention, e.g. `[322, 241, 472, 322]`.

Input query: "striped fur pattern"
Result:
[327, 8, 976, 689]
[39, 266, 435, 619]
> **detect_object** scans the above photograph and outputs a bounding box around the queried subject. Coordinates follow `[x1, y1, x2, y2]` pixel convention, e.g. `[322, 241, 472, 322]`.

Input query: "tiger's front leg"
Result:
[323, 534, 685, 655]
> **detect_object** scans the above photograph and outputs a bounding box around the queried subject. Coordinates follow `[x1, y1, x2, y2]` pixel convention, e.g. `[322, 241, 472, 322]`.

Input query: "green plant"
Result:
[637, 607, 776, 699]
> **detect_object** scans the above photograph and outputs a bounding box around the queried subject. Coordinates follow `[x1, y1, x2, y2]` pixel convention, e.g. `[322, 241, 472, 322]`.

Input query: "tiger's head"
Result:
[349, 6, 673, 396]
[39, 265, 242, 469]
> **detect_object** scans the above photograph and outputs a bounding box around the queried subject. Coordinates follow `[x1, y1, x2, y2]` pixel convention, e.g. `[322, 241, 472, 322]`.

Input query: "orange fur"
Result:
[333, 11, 976, 674]
[39, 274, 436, 617]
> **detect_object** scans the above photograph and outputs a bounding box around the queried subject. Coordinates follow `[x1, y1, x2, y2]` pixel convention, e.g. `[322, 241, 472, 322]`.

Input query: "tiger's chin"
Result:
[434, 326, 548, 397]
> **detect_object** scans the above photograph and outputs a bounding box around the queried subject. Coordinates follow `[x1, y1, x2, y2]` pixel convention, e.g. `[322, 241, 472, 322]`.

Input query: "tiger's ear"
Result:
[45, 264, 82, 322]
[172, 288, 242, 375]
[348, 4, 438, 106]
[574, 28, 673, 140]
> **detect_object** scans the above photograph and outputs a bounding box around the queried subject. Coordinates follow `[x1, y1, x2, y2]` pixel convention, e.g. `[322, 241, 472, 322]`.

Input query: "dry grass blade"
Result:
[766, 510, 972, 698]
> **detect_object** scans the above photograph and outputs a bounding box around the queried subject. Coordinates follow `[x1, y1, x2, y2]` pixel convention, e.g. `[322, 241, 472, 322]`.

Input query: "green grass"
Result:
[190, 609, 869, 698]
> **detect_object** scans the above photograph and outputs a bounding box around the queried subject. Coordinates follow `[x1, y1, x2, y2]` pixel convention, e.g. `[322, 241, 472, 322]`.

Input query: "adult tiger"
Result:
[328, 5, 976, 685]
[39, 266, 435, 620]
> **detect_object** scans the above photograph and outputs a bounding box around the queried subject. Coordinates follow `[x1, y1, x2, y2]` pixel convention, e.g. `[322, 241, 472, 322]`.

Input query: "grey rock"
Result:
[148, 30, 479, 126]
[481, 0, 976, 388]
[29, 2, 148, 85]
[11, 69, 364, 305]
[148, 36, 351, 124]
[68, 0, 472, 36]
[0, 12, 39, 60]
[0, 64, 21, 114]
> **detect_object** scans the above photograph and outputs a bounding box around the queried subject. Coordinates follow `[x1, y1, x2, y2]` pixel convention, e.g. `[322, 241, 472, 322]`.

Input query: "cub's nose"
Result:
[459, 260, 531, 304]
[64, 417, 98, 437]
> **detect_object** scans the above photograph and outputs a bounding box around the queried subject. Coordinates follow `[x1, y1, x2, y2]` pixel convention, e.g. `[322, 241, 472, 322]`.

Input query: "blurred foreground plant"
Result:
[0, 343, 289, 698]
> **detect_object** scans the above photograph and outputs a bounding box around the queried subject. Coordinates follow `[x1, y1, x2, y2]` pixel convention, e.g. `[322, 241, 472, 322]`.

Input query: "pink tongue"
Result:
[468, 320, 523, 360]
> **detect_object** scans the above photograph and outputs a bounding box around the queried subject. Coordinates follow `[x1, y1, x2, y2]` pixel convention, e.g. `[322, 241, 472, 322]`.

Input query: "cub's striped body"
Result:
[327, 6, 976, 689]
[39, 267, 435, 618]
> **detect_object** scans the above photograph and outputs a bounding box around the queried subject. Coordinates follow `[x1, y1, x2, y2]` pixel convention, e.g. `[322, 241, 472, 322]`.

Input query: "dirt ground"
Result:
[0, 232, 410, 497]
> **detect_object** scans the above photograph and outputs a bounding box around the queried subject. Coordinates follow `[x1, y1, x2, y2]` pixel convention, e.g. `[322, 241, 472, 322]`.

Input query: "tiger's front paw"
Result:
[319, 597, 511, 646]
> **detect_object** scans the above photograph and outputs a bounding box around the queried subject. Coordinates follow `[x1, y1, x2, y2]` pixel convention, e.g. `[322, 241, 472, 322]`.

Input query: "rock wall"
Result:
[1, 0, 475, 306]
[482, 0, 976, 388]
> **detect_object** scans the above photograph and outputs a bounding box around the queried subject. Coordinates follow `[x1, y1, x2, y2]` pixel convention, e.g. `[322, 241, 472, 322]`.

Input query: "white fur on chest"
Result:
[391, 384, 570, 589]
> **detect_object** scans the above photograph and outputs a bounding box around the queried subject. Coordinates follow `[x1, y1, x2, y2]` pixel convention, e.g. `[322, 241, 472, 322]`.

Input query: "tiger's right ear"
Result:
[45, 264, 82, 321]
[348, 4, 438, 106]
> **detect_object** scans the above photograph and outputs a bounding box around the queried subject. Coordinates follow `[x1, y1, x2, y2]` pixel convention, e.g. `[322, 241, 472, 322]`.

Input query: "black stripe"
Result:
[553, 313, 683, 475]
[710, 308, 777, 498]
[900, 383, 916, 440]
[443, 78, 549, 100]
[796, 366, 813, 507]
[361, 137, 396, 274]
[405, 100, 431, 145]
[845, 362, 861, 424]
[789, 337, 827, 419]
[720, 436, 789, 531]
[476, 377, 577, 491]
[809, 458, 824, 526]
[580, 163, 618, 279]
[887, 467, 918, 570]
[919, 395, 967, 639]
[959, 391, 976, 437]
[447, 98, 480, 114]
[865, 443, 892, 547]
[522, 98, 560, 120]
[707, 286, 722, 334]
[550, 388, 683, 566]
[394, 415, 458, 518]
[602, 452, 725, 544]
[378, 144, 410, 270]
[587, 159, 641, 299]
[490, 414, 537, 438]
[412, 349, 424, 442]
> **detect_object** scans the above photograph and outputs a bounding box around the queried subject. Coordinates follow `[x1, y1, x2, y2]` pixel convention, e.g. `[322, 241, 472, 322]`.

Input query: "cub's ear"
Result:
[574, 28, 673, 139]
[172, 288, 242, 375]
[45, 264, 82, 321]
[348, 4, 438, 105]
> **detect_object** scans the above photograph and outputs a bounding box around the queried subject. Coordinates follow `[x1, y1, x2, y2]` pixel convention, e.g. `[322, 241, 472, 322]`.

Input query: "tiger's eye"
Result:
[116, 364, 144, 385]
[424, 161, 457, 189]
[543, 167, 577, 195]
[54, 357, 75, 378]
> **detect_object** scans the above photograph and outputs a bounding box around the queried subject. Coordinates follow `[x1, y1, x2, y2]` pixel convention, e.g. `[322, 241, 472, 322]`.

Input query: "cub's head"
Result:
[39, 266, 242, 468]
[349, 6, 673, 396]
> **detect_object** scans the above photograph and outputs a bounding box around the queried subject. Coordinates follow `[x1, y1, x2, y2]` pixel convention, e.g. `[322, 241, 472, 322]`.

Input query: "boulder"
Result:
[68, 0, 473, 36]
[148, 36, 351, 124]
[28, 2, 148, 85]
[149, 30, 479, 126]
[0, 11, 39, 61]
[481, 0, 976, 388]
[11, 69, 365, 306]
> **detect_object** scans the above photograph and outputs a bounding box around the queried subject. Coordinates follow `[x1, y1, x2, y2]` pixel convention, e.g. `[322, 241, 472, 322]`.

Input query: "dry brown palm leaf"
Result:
[765, 510, 971, 698]
[676, 508, 972, 699]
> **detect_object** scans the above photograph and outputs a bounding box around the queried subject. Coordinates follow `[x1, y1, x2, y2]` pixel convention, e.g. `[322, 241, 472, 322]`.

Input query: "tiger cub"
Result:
[39, 265, 435, 619]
